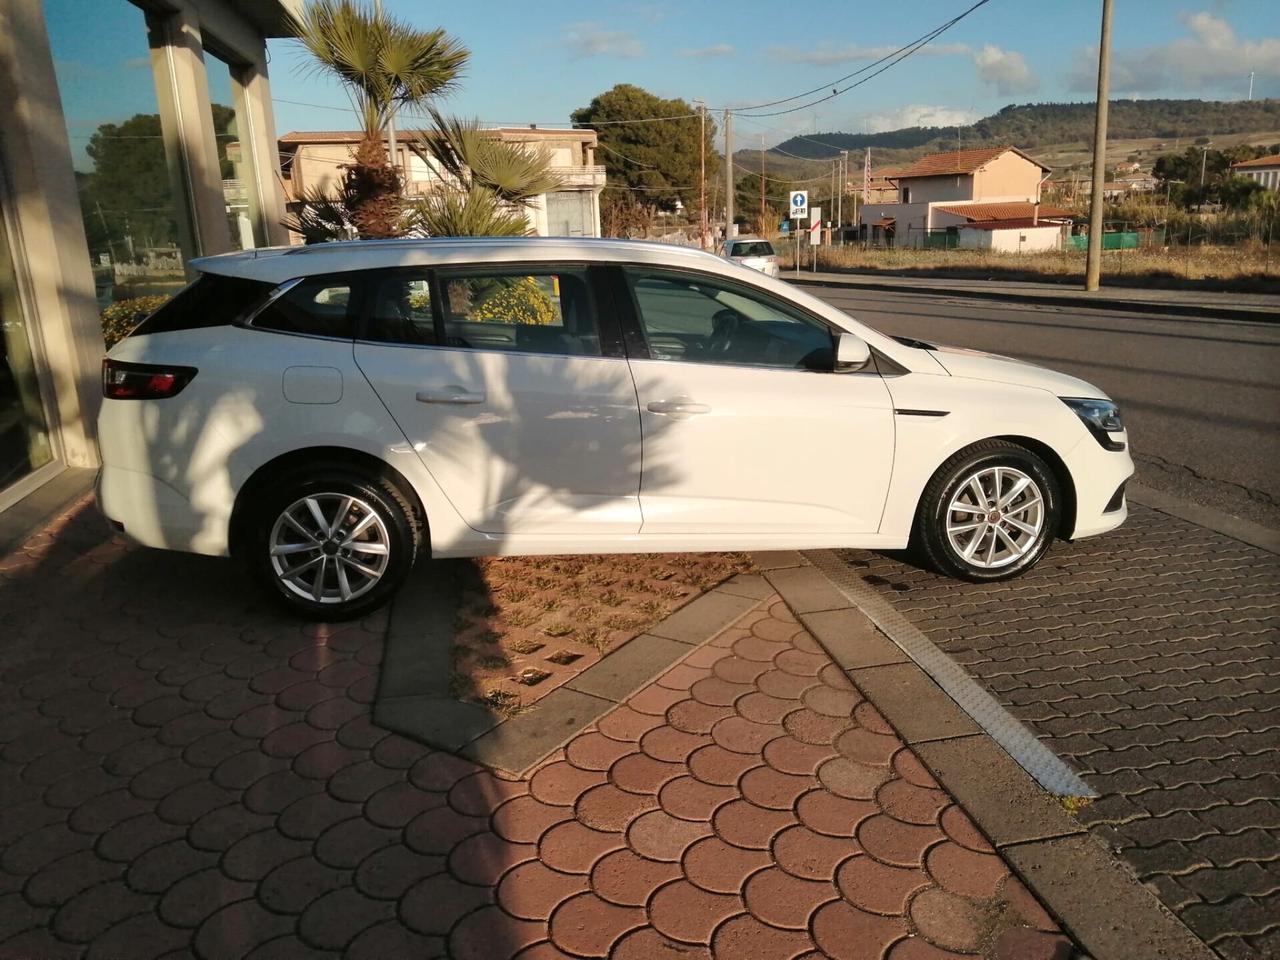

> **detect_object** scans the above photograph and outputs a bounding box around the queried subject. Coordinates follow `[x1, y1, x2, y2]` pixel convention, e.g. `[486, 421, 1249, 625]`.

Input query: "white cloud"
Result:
[680, 43, 734, 59]
[973, 44, 1038, 95]
[772, 42, 970, 67]
[564, 22, 644, 59]
[862, 104, 983, 133]
[1068, 11, 1280, 95]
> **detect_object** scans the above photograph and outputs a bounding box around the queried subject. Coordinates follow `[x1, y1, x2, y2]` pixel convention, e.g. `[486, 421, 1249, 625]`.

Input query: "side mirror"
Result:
[834, 332, 871, 372]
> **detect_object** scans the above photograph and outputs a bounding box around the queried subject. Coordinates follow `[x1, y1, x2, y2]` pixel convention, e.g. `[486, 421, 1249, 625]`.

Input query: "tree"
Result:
[286, 0, 467, 238]
[572, 84, 718, 213]
[407, 111, 562, 236]
[78, 105, 237, 261]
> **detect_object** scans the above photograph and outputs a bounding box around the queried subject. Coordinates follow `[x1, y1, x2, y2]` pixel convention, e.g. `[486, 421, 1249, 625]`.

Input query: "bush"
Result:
[100, 295, 170, 348]
[471, 277, 556, 325]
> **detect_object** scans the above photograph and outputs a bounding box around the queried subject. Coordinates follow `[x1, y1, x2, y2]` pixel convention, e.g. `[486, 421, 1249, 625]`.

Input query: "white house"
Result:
[858, 146, 1073, 249]
[1230, 154, 1280, 191]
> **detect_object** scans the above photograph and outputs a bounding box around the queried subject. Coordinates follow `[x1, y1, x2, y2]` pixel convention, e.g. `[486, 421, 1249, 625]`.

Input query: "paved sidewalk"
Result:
[0, 503, 1073, 959]
[842, 503, 1280, 960]
[790, 271, 1280, 322]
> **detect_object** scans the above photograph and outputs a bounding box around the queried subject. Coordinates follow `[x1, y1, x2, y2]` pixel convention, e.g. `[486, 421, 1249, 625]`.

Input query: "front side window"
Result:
[438, 268, 600, 357]
[251, 275, 355, 339]
[625, 270, 832, 370]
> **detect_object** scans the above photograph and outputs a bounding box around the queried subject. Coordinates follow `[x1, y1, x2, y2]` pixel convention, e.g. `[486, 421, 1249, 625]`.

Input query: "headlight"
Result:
[1061, 397, 1125, 451]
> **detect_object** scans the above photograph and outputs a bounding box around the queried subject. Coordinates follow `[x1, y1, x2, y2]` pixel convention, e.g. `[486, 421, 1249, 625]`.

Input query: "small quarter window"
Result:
[252, 275, 356, 339]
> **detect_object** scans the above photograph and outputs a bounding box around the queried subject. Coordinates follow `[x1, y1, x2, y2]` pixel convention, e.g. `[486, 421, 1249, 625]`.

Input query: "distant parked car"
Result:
[721, 236, 779, 277]
[98, 237, 1132, 618]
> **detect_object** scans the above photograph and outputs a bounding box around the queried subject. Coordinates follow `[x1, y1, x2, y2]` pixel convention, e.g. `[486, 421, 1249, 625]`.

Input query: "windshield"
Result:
[730, 241, 774, 258]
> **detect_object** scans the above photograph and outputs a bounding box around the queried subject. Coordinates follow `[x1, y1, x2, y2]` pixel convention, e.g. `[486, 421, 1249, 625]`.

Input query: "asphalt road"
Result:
[804, 283, 1280, 531]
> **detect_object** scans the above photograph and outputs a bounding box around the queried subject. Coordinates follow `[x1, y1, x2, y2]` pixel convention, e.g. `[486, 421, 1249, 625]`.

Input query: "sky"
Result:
[264, 0, 1280, 146]
[42, 0, 1280, 170]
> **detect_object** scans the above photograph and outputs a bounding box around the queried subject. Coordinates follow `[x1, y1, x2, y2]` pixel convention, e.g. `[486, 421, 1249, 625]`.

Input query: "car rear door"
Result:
[352, 263, 643, 536]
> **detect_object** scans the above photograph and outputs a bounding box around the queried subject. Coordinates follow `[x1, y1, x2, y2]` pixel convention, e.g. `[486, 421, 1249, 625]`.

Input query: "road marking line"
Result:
[803, 549, 1097, 799]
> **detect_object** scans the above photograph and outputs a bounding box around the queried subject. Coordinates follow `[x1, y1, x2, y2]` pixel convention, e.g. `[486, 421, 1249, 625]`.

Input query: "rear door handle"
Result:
[647, 399, 711, 419]
[416, 386, 485, 404]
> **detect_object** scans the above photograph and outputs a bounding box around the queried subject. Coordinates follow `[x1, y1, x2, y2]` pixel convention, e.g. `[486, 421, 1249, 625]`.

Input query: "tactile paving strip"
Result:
[803, 550, 1097, 799]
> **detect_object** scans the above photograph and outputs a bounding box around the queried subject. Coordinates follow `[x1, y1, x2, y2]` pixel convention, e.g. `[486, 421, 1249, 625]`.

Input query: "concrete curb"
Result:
[759, 550, 1216, 960]
[1128, 483, 1280, 555]
[374, 566, 763, 777]
[789, 274, 1279, 324]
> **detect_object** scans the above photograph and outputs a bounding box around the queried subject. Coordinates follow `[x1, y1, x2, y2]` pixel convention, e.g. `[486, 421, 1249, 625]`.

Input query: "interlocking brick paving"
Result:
[0, 502, 1075, 958]
[842, 503, 1280, 960]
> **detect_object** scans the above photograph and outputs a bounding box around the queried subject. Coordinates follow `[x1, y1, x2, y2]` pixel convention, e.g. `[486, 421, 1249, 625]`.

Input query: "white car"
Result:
[98, 237, 1132, 618]
[721, 237, 780, 277]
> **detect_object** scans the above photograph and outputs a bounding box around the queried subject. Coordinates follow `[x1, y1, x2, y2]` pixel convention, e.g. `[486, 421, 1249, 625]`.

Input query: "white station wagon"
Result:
[98, 238, 1133, 618]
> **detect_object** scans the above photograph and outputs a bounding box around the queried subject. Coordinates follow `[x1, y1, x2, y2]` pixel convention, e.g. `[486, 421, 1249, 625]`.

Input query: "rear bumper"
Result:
[96, 463, 230, 556]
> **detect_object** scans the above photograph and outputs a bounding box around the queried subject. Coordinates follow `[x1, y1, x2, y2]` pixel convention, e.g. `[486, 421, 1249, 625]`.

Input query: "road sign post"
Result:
[790, 192, 808, 275]
[809, 206, 822, 273]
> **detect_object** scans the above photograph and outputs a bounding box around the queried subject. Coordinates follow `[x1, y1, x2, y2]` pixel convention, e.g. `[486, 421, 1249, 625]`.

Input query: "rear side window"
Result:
[131, 272, 271, 339]
[437, 268, 601, 357]
[251, 275, 356, 339]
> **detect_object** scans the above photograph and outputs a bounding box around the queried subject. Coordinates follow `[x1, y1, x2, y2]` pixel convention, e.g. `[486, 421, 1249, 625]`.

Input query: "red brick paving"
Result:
[0, 505, 1077, 958]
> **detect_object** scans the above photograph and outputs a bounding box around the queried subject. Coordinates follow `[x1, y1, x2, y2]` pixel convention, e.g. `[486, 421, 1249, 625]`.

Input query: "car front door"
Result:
[353, 264, 642, 535]
[619, 267, 895, 535]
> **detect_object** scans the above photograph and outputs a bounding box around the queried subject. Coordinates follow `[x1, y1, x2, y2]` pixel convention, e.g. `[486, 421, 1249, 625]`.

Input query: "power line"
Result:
[737, 0, 991, 119]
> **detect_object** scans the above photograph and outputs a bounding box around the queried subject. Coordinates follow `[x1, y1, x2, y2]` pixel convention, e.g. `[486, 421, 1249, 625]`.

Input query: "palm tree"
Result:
[407, 111, 563, 237]
[285, 0, 468, 239]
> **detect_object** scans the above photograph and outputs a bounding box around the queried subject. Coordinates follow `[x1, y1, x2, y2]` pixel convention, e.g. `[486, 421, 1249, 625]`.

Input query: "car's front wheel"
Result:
[247, 467, 419, 619]
[914, 440, 1061, 582]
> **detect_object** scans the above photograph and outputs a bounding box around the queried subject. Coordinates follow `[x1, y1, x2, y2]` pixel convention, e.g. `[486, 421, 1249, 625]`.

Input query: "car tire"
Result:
[246, 465, 420, 620]
[913, 440, 1060, 582]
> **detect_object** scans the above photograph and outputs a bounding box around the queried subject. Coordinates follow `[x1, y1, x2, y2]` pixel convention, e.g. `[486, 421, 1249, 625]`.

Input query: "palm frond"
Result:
[281, 184, 354, 244]
[407, 187, 533, 237]
[288, 0, 468, 137]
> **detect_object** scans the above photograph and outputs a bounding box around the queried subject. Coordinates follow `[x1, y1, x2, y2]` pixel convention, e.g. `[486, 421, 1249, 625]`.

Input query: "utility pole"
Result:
[1085, 0, 1114, 292]
[723, 109, 733, 241]
[760, 135, 766, 232]
[837, 151, 845, 244]
[695, 99, 706, 249]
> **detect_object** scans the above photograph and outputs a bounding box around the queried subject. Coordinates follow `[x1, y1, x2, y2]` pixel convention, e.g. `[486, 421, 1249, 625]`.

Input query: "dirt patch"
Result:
[450, 553, 754, 715]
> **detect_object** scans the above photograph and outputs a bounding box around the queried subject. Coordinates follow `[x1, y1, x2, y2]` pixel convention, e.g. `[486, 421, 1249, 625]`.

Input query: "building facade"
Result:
[857, 147, 1062, 248]
[0, 0, 295, 513]
[1231, 155, 1280, 191]
[279, 127, 608, 240]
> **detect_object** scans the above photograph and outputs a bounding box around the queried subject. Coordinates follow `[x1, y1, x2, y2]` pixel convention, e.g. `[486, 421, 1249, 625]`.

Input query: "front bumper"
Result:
[1065, 434, 1135, 540]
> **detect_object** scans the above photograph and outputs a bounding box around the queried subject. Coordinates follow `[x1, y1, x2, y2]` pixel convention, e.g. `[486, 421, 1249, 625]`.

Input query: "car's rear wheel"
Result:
[248, 467, 418, 619]
[914, 440, 1060, 582]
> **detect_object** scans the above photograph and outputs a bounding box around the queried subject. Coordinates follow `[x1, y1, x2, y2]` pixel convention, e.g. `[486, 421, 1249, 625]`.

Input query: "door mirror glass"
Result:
[835, 333, 871, 371]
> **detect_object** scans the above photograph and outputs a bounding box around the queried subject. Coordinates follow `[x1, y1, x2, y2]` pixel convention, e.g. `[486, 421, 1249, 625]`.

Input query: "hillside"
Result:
[770, 99, 1280, 160]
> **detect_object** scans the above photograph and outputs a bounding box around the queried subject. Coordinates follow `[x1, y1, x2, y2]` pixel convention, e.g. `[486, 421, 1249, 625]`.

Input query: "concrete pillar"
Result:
[146, 4, 232, 260]
[0, 0, 105, 468]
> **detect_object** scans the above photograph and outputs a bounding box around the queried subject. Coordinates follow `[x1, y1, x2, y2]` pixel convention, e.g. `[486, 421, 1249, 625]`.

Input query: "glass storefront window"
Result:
[204, 48, 265, 250]
[0, 210, 53, 492]
[45, 0, 190, 338]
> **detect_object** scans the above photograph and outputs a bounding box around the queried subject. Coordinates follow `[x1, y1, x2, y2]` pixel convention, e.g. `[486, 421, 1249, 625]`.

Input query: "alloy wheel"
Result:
[944, 466, 1045, 570]
[268, 493, 391, 604]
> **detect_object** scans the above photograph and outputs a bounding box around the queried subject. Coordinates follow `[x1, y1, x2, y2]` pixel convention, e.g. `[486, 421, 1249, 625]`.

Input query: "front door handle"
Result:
[647, 399, 711, 419]
[416, 386, 485, 404]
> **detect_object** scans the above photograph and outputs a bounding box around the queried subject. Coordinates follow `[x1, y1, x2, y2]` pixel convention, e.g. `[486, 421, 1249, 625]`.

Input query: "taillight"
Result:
[102, 359, 197, 400]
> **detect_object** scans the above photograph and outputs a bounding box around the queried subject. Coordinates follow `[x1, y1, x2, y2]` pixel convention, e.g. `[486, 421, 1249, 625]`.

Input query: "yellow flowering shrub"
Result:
[101, 295, 170, 348]
[470, 277, 556, 326]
